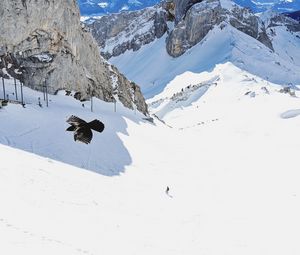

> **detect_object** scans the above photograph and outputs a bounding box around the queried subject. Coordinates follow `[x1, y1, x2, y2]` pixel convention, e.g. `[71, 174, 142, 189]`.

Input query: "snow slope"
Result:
[1, 62, 300, 254]
[110, 24, 300, 98]
[148, 62, 299, 128]
[0, 81, 148, 176]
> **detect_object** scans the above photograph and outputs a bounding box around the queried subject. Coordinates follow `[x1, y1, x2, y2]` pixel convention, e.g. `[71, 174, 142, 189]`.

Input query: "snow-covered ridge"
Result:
[148, 61, 300, 129]
[110, 23, 300, 98]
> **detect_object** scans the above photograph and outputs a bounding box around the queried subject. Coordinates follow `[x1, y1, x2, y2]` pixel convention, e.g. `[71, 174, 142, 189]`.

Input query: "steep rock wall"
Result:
[89, 6, 169, 59]
[0, 0, 148, 114]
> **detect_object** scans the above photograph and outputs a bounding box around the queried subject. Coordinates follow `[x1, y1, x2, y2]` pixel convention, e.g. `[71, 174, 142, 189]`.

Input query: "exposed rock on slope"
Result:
[285, 11, 300, 22]
[166, 0, 275, 57]
[89, 5, 170, 59]
[262, 11, 300, 32]
[166, 0, 226, 57]
[108, 64, 148, 114]
[0, 0, 148, 114]
[173, 0, 203, 23]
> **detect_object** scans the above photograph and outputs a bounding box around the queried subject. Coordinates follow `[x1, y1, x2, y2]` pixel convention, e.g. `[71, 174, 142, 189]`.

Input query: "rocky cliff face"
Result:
[89, 5, 170, 59]
[167, 0, 225, 57]
[173, 0, 203, 23]
[0, 0, 148, 115]
[265, 12, 300, 32]
[166, 0, 275, 57]
[89, 0, 299, 59]
[108, 64, 148, 114]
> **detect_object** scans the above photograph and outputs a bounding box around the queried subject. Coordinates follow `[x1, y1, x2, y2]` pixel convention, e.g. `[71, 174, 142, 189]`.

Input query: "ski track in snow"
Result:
[0, 218, 94, 254]
[280, 109, 300, 119]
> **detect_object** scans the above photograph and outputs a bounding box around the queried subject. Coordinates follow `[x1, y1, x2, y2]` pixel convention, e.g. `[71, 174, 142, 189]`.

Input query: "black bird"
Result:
[66, 115, 105, 144]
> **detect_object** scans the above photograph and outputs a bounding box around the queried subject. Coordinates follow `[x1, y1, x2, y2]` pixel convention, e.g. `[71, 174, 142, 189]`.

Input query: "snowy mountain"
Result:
[285, 10, 300, 21]
[104, 0, 300, 98]
[234, 0, 300, 12]
[78, 0, 159, 16]
[77, 0, 300, 17]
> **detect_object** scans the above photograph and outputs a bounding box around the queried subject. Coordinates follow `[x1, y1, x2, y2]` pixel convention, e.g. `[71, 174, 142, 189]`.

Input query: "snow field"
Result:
[1, 60, 300, 254]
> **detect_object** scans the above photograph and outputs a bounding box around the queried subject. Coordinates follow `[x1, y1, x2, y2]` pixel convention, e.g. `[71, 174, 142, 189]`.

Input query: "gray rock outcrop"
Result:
[0, 0, 148, 115]
[89, 6, 170, 59]
[108, 64, 148, 114]
[264, 12, 300, 32]
[166, 0, 275, 57]
[173, 0, 203, 23]
[166, 0, 225, 57]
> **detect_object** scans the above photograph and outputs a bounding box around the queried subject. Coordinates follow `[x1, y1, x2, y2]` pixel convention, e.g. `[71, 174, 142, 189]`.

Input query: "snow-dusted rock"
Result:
[89, 5, 169, 59]
[166, 0, 276, 57]
[166, 0, 226, 57]
[173, 0, 203, 23]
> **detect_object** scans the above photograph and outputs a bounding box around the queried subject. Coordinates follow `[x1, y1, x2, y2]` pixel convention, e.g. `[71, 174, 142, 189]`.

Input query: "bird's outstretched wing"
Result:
[74, 126, 93, 144]
[66, 115, 87, 126]
[88, 119, 105, 133]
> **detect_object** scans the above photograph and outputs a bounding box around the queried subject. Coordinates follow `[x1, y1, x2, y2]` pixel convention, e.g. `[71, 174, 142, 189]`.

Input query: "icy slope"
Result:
[110, 24, 300, 98]
[1, 63, 300, 254]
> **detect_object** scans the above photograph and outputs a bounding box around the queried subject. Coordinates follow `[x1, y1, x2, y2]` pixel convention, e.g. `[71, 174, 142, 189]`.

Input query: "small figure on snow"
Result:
[166, 186, 170, 194]
[38, 97, 42, 107]
[165, 186, 173, 198]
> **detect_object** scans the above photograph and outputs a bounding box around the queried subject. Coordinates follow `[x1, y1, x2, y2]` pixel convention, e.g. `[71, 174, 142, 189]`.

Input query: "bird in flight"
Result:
[66, 115, 105, 144]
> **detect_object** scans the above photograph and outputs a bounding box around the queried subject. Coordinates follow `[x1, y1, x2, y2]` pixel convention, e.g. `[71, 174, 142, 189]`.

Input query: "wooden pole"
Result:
[43, 85, 46, 101]
[20, 81, 24, 105]
[2, 77, 6, 100]
[45, 82, 49, 107]
[14, 78, 18, 100]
